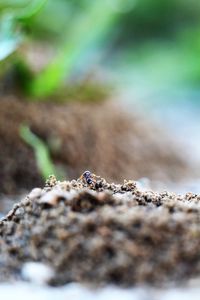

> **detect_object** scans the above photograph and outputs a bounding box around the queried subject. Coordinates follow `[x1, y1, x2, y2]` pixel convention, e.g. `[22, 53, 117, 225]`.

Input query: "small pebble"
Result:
[21, 262, 54, 285]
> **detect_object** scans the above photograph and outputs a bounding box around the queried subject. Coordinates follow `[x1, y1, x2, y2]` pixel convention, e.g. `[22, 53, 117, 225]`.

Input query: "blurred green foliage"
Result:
[0, 0, 47, 67]
[1, 0, 200, 99]
[28, 1, 119, 98]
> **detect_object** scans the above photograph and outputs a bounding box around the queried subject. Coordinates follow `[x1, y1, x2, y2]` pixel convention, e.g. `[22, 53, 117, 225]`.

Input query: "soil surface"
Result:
[0, 96, 191, 194]
[0, 173, 200, 286]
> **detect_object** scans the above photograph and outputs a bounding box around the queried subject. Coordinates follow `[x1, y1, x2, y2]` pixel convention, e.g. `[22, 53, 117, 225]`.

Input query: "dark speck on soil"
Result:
[0, 172, 200, 286]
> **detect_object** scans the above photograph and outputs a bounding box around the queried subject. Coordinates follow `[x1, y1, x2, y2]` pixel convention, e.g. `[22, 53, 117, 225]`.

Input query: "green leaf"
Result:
[0, 16, 21, 61]
[0, 0, 47, 61]
[16, 0, 48, 20]
[28, 0, 119, 98]
[0, 0, 47, 18]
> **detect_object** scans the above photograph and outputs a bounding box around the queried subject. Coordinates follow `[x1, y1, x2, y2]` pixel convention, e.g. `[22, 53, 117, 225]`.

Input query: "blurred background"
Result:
[1, 0, 200, 203]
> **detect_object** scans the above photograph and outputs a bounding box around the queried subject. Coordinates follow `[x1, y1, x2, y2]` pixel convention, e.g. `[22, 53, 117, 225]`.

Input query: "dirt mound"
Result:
[0, 173, 200, 286]
[0, 96, 190, 194]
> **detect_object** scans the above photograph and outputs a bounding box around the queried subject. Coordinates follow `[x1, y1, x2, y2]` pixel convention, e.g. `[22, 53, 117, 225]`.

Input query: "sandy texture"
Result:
[0, 173, 200, 286]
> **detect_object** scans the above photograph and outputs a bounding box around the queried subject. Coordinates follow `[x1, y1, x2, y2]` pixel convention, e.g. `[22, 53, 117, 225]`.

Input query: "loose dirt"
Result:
[0, 173, 200, 286]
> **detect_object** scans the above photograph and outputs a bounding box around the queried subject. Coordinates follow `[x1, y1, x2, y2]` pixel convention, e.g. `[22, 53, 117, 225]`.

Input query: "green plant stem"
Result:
[20, 124, 57, 179]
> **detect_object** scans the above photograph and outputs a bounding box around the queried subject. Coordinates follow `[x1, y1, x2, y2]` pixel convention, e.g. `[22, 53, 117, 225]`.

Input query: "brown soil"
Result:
[0, 95, 190, 194]
[0, 173, 200, 286]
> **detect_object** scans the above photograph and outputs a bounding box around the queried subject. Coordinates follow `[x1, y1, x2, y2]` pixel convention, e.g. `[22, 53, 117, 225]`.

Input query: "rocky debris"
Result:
[0, 173, 200, 286]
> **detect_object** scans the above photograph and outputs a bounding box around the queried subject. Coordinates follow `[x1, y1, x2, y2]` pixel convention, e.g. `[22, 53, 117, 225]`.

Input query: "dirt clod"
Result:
[0, 173, 200, 286]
